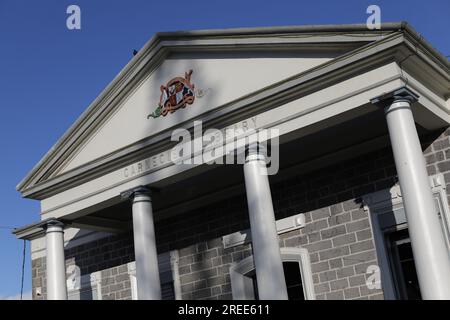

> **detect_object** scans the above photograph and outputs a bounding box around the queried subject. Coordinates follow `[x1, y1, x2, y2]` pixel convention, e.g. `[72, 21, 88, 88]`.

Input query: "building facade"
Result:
[14, 23, 450, 300]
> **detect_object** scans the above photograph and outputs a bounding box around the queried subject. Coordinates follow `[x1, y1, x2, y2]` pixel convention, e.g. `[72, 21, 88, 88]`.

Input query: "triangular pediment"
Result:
[57, 50, 342, 174]
[20, 23, 427, 198]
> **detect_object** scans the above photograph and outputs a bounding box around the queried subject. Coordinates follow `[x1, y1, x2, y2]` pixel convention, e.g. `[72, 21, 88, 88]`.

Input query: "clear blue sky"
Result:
[0, 0, 448, 299]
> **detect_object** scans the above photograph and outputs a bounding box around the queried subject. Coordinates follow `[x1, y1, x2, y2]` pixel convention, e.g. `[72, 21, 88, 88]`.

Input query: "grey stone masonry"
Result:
[31, 256, 46, 300]
[30, 126, 450, 300]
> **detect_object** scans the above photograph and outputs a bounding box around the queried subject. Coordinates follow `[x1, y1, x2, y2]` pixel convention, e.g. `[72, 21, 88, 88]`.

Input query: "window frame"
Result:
[229, 247, 315, 300]
[129, 250, 182, 300]
[362, 173, 450, 300]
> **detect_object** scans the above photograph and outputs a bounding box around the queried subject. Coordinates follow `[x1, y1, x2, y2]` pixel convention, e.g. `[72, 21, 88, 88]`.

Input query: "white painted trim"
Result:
[282, 247, 316, 300]
[363, 187, 401, 300]
[170, 250, 182, 300]
[128, 263, 137, 300]
[430, 175, 450, 251]
[229, 247, 315, 300]
[222, 213, 306, 249]
[229, 255, 257, 300]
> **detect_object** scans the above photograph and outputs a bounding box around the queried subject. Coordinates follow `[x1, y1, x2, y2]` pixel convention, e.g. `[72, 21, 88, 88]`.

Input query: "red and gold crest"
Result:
[148, 70, 195, 118]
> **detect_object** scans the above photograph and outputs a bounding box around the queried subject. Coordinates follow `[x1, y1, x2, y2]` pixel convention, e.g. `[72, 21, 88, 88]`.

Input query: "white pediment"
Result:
[58, 51, 337, 174]
[22, 24, 420, 197]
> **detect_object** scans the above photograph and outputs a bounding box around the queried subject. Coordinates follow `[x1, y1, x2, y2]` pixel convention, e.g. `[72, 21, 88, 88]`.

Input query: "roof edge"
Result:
[154, 22, 404, 38]
[401, 22, 449, 69]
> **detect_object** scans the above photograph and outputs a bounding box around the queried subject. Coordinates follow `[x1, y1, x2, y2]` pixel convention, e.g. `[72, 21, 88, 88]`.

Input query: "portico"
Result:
[14, 23, 450, 300]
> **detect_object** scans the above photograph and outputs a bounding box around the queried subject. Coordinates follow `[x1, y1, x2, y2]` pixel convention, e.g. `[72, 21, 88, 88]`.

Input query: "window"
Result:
[230, 247, 315, 300]
[385, 228, 421, 299]
[129, 250, 181, 300]
[283, 261, 306, 300]
[363, 173, 450, 300]
[248, 262, 306, 300]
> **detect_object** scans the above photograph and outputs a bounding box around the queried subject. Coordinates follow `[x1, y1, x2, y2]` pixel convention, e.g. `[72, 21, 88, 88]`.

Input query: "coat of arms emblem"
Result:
[148, 70, 195, 118]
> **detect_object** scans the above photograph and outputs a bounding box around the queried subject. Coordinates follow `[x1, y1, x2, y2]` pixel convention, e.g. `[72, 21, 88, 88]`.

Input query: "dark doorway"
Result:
[386, 228, 422, 300]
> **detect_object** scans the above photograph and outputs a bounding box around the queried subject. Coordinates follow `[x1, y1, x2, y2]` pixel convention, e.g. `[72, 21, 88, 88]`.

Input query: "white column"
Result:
[243, 144, 288, 300]
[45, 220, 68, 300]
[372, 87, 450, 299]
[130, 187, 161, 300]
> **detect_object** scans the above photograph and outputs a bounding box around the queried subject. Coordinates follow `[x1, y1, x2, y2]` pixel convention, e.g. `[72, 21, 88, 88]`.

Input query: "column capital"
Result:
[245, 143, 267, 162]
[370, 87, 419, 108]
[45, 219, 64, 231]
[121, 186, 152, 200]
